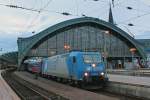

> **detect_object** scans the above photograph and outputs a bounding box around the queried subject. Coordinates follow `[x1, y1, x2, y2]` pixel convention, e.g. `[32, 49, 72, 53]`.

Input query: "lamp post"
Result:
[102, 52, 108, 77]
[0, 48, 2, 55]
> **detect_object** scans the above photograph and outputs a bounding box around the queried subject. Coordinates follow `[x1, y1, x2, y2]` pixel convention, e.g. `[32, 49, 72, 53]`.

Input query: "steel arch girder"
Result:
[17, 17, 146, 68]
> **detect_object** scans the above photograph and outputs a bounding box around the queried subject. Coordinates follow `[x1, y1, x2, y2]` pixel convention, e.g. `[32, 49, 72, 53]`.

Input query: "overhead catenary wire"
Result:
[0, 0, 150, 36]
[25, 0, 53, 33]
[39, 0, 53, 12]
[137, 0, 150, 9]
[117, 11, 150, 25]
[82, 1, 108, 16]
[75, 0, 79, 16]
[0, 0, 56, 34]
[20, 0, 38, 36]
[84, 0, 107, 3]
[116, 5, 150, 14]
[0, 1, 149, 21]
[0, 2, 80, 17]
[118, 22, 150, 33]
[113, 0, 126, 7]
[2, 0, 147, 25]
[122, 25, 135, 38]
[1, 0, 150, 54]
[0, 3, 40, 13]
[113, 0, 150, 33]
[82, 0, 108, 17]
[119, 22, 150, 30]
[83, 0, 130, 19]
[0, 0, 140, 22]
[82, 0, 121, 18]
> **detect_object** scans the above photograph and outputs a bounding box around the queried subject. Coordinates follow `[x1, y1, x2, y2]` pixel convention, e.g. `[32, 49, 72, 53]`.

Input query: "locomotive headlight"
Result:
[84, 72, 88, 77]
[101, 72, 104, 76]
[92, 64, 96, 67]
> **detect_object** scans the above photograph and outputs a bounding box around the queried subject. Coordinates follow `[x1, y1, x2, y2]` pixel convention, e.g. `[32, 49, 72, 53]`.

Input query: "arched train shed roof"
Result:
[0, 51, 18, 64]
[17, 17, 146, 66]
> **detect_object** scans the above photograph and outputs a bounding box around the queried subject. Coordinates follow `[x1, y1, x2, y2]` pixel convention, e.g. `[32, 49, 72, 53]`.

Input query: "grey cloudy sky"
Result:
[0, 0, 150, 53]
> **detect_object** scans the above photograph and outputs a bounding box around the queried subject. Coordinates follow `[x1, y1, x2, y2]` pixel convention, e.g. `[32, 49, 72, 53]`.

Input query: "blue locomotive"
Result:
[41, 51, 108, 87]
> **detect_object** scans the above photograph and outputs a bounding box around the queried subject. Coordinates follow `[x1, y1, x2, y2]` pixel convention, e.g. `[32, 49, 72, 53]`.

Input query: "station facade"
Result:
[18, 17, 146, 69]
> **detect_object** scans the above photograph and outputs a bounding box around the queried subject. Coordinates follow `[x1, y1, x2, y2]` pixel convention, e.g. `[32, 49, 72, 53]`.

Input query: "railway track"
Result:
[2, 69, 67, 100]
[3, 69, 147, 100]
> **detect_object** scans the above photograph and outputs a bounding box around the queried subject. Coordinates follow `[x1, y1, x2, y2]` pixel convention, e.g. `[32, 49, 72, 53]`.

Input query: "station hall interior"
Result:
[17, 16, 150, 70]
[0, 2, 150, 70]
[1, 1, 150, 100]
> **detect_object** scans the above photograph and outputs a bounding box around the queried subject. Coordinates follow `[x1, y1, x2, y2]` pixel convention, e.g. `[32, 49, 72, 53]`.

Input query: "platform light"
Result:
[64, 45, 70, 50]
[104, 30, 110, 34]
[67, 45, 70, 49]
[50, 51, 56, 55]
[130, 48, 137, 65]
[64, 45, 67, 49]
[129, 48, 136, 53]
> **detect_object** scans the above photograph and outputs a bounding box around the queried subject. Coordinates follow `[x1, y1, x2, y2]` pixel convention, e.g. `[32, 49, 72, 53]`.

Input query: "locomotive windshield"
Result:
[83, 54, 102, 63]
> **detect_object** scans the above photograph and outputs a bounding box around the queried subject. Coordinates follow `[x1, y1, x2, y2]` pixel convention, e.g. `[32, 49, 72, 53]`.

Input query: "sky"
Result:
[0, 0, 150, 53]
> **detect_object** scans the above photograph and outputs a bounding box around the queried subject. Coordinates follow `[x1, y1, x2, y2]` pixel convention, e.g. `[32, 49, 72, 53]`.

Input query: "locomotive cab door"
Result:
[71, 56, 77, 79]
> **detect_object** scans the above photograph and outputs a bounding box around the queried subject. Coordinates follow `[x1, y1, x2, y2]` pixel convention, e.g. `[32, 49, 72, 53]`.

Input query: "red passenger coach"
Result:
[32, 66, 40, 73]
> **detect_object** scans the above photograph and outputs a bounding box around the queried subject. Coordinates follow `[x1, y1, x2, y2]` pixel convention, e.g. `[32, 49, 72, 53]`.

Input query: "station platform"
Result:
[0, 70, 20, 100]
[107, 69, 150, 77]
[108, 74, 150, 86]
[14, 71, 120, 100]
[106, 73, 150, 100]
[107, 69, 150, 73]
